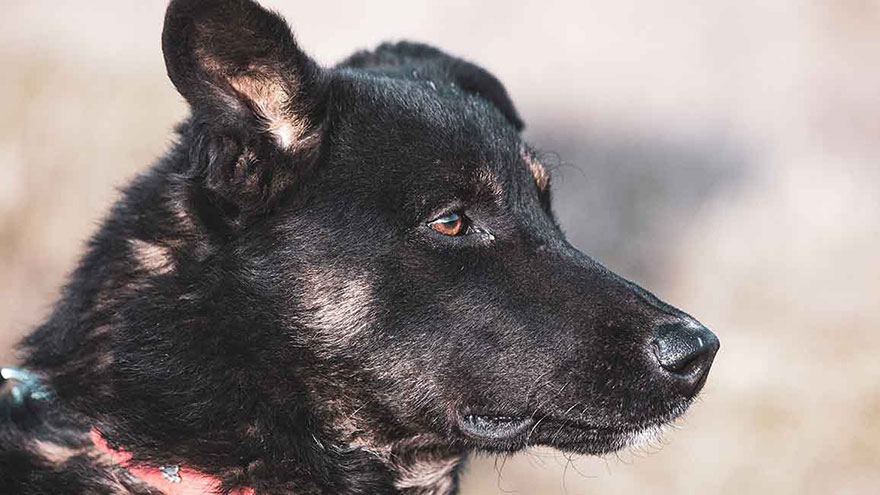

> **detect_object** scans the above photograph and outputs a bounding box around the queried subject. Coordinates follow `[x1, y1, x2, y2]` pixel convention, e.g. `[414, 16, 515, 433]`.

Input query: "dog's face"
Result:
[154, 0, 719, 457]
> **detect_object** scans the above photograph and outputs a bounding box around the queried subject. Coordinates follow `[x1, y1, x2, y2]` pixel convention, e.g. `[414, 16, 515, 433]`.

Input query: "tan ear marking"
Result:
[194, 44, 308, 150]
[521, 146, 550, 192]
[227, 73, 307, 150]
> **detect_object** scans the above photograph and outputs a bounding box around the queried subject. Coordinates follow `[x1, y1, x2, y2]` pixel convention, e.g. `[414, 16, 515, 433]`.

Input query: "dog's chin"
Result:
[457, 407, 684, 455]
[536, 421, 671, 455]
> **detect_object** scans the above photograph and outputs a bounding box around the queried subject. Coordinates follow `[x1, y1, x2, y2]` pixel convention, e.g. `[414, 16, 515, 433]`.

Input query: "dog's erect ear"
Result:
[162, 0, 328, 218]
[163, 0, 326, 150]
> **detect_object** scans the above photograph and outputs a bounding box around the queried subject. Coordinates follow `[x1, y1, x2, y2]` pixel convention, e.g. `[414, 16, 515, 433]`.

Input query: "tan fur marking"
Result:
[32, 439, 149, 493]
[194, 42, 308, 150]
[32, 440, 85, 465]
[325, 397, 459, 491]
[128, 239, 174, 275]
[476, 168, 503, 197]
[90, 324, 113, 337]
[168, 196, 196, 235]
[301, 268, 376, 347]
[393, 455, 460, 493]
[228, 74, 307, 149]
[521, 146, 550, 192]
[95, 351, 115, 370]
[331, 413, 459, 495]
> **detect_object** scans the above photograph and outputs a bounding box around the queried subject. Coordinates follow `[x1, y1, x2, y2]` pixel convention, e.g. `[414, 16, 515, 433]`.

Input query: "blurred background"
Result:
[1, 1, 879, 493]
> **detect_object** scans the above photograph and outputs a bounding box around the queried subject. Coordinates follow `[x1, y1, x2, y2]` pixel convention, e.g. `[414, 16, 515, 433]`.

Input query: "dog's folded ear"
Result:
[341, 42, 524, 131]
[440, 58, 524, 132]
[162, 0, 328, 216]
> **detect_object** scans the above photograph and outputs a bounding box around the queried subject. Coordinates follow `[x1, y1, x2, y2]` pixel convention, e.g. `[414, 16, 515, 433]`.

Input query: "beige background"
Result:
[2, 1, 879, 494]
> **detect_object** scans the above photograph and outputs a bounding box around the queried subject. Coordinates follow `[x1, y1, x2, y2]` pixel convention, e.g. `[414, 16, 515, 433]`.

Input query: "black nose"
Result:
[654, 322, 719, 398]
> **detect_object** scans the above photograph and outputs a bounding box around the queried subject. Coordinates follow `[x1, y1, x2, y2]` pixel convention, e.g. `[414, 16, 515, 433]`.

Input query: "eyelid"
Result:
[428, 211, 464, 236]
[429, 212, 460, 225]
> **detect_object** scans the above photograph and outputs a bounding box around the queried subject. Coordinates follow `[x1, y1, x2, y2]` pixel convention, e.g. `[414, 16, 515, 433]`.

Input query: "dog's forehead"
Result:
[334, 73, 528, 183]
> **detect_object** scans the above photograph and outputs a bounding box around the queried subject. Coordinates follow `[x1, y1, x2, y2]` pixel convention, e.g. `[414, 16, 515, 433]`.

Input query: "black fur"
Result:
[1, 1, 719, 494]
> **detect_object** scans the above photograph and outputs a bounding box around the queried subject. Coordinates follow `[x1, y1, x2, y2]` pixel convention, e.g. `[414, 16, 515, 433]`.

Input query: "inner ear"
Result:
[163, 0, 326, 149]
[222, 69, 304, 149]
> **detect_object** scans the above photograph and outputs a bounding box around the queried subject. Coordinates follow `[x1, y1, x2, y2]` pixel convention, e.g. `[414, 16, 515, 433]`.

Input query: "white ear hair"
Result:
[226, 72, 307, 150]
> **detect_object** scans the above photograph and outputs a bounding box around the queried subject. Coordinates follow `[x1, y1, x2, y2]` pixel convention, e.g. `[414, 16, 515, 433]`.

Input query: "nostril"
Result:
[654, 322, 720, 396]
[654, 322, 719, 372]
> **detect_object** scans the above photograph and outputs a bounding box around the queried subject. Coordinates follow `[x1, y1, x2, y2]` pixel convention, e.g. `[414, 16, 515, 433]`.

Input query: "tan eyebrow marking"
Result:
[476, 168, 504, 197]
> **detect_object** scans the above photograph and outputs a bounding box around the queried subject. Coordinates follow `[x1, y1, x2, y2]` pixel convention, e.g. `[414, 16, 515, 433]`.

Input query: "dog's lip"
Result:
[537, 417, 661, 436]
[456, 413, 670, 452]
[458, 414, 535, 440]
[457, 404, 688, 449]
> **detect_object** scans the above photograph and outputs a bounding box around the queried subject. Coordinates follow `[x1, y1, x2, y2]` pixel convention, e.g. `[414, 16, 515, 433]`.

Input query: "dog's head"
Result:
[31, 0, 718, 470]
[158, 0, 719, 454]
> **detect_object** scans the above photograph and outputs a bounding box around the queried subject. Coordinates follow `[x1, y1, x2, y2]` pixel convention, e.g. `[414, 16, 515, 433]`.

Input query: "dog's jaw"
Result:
[329, 410, 466, 494]
[392, 454, 462, 495]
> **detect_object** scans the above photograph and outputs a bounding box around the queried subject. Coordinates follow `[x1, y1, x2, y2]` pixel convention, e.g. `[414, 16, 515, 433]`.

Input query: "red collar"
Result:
[90, 429, 254, 495]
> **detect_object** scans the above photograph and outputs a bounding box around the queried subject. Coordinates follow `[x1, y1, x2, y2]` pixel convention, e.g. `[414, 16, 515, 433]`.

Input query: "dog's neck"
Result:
[22, 356, 465, 494]
[12, 361, 464, 494]
[86, 426, 464, 495]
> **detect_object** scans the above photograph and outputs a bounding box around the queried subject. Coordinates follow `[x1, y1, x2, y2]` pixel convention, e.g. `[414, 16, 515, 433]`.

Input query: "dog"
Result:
[0, 0, 719, 493]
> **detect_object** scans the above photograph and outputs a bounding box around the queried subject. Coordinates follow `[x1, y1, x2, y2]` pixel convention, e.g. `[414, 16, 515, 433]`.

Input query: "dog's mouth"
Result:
[457, 409, 682, 454]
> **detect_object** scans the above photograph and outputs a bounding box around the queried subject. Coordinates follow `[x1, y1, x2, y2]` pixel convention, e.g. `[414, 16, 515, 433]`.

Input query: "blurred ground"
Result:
[1, 1, 879, 494]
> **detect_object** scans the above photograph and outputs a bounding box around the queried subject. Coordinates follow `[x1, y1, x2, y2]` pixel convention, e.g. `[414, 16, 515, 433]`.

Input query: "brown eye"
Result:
[429, 212, 464, 236]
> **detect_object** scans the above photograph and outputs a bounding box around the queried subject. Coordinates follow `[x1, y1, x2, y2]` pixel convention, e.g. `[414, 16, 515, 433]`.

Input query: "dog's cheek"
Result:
[295, 266, 379, 351]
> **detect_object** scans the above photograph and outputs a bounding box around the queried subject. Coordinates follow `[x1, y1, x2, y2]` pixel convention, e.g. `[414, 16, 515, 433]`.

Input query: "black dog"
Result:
[0, 1, 719, 493]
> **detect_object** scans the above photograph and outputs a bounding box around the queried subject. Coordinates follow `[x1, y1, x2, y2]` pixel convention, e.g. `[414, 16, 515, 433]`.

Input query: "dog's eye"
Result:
[429, 212, 464, 236]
